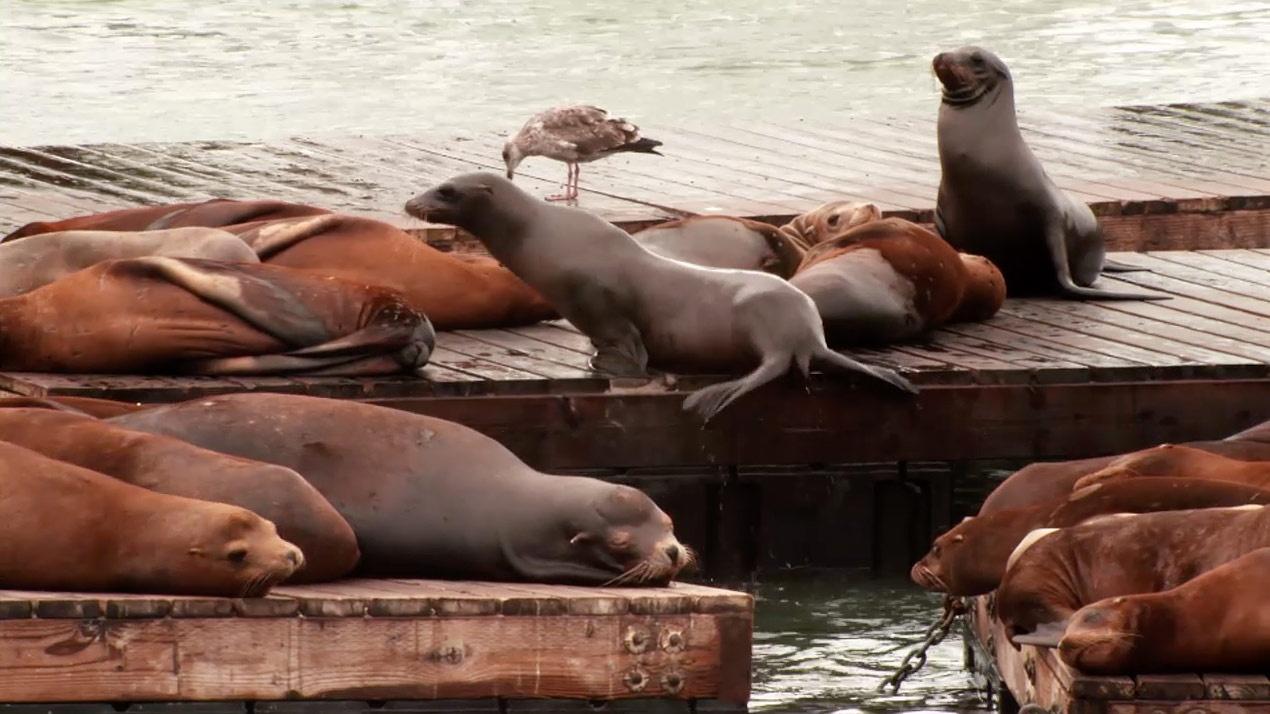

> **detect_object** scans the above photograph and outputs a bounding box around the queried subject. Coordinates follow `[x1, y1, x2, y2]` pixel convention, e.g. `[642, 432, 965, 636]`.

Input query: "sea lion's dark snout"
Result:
[932, 51, 968, 90]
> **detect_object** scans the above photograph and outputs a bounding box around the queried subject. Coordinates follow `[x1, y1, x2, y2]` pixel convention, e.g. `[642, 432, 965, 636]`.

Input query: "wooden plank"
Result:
[1106, 253, 1270, 317]
[1133, 674, 1207, 700]
[1203, 674, 1270, 700]
[370, 378, 1270, 469]
[0, 613, 748, 703]
[1149, 250, 1270, 286]
[439, 333, 595, 380]
[1202, 248, 1270, 272]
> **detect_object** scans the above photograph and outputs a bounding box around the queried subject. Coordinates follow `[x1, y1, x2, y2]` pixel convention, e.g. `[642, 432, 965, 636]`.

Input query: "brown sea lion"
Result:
[0, 256, 434, 375]
[777, 199, 882, 250]
[932, 46, 1163, 300]
[1058, 547, 1270, 674]
[221, 214, 557, 329]
[405, 172, 916, 422]
[949, 253, 1007, 322]
[631, 215, 805, 277]
[997, 504, 1270, 644]
[1076, 443, 1270, 491]
[0, 408, 359, 583]
[978, 422, 1270, 514]
[0, 227, 257, 297]
[110, 393, 693, 585]
[2, 198, 330, 241]
[0, 395, 146, 418]
[911, 478, 1270, 596]
[0, 439, 303, 596]
[789, 217, 1003, 345]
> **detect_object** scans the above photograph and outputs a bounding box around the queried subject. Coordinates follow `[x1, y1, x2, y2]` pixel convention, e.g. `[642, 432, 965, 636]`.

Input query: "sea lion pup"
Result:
[996, 504, 1270, 644]
[222, 213, 556, 329]
[404, 172, 917, 421]
[0, 439, 303, 596]
[0, 256, 434, 375]
[0, 395, 146, 418]
[631, 216, 805, 278]
[0, 227, 258, 297]
[2, 198, 331, 241]
[978, 423, 1270, 514]
[0, 408, 359, 582]
[932, 46, 1164, 300]
[911, 478, 1270, 596]
[777, 199, 883, 250]
[1058, 547, 1270, 674]
[1076, 443, 1270, 491]
[789, 217, 1004, 345]
[109, 393, 693, 585]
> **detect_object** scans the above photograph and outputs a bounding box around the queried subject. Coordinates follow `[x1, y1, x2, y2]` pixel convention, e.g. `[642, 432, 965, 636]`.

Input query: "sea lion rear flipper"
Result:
[1101, 258, 1150, 273]
[813, 347, 919, 396]
[1044, 226, 1170, 301]
[1011, 619, 1069, 649]
[683, 357, 788, 423]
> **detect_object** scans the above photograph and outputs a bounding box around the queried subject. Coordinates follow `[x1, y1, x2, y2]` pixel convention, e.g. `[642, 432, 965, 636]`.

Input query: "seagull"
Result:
[501, 105, 664, 201]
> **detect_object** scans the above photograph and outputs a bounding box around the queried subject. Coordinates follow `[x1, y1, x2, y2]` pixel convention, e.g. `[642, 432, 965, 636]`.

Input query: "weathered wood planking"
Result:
[967, 595, 1270, 714]
[0, 580, 752, 706]
[1, 99, 1267, 250]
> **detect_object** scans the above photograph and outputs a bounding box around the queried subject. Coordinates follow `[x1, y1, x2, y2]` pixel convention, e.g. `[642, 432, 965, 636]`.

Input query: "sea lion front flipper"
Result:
[565, 282, 649, 377]
[1011, 619, 1069, 649]
[1044, 225, 1170, 301]
[235, 215, 343, 260]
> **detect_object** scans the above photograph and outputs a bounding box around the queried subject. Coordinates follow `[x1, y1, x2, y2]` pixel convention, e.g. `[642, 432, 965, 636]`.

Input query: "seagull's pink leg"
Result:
[545, 163, 573, 201]
[569, 163, 581, 200]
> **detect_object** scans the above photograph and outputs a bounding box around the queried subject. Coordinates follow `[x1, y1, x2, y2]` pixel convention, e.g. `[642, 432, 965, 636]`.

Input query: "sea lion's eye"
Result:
[931, 544, 941, 556]
[437, 186, 459, 202]
[227, 547, 248, 564]
[826, 214, 839, 226]
[971, 54, 985, 66]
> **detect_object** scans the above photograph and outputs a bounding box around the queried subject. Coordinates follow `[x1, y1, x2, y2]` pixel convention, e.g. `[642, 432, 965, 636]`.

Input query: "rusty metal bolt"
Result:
[659, 627, 686, 653]
[623, 625, 650, 654]
[661, 670, 685, 694]
[623, 667, 648, 692]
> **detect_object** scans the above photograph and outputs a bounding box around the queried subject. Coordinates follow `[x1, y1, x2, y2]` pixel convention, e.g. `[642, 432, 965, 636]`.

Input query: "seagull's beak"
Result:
[506, 167, 515, 180]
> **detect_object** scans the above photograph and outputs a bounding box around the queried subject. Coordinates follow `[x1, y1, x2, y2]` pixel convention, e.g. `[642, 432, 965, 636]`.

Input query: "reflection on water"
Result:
[4, 0, 1270, 144]
[749, 572, 988, 714]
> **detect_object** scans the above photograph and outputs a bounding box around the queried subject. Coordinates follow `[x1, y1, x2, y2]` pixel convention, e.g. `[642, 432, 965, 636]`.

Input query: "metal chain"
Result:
[877, 595, 967, 694]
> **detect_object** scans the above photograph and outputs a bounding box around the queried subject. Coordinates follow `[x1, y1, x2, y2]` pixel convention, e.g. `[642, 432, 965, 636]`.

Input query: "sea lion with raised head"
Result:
[631, 215, 805, 277]
[911, 478, 1270, 596]
[777, 199, 883, 250]
[0, 408, 359, 582]
[932, 46, 1163, 300]
[0, 439, 303, 596]
[1058, 547, 1270, 674]
[1076, 443, 1270, 491]
[0, 227, 257, 297]
[404, 172, 917, 421]
[789, 217, 1004, 345]
[110, 393, 693, 585]
[3, 198, 331, 241]
[996, 504, 1270, 644]
[0, 256, 434, 375]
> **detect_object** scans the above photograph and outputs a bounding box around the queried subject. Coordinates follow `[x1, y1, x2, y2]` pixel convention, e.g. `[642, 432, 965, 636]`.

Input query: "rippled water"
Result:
[4, 0, 1270, 145]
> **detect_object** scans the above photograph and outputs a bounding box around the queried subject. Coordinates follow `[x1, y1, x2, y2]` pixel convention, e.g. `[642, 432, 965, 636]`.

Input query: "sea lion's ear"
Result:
[188, 547, 205, 556]
[1012, 619, 1069, 649]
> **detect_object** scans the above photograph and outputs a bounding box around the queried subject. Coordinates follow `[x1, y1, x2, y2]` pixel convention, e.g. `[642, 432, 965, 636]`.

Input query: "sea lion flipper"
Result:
[1012, 619, 1069, 648]
[813, 347, 919, 395]
[1101, 258, 1150, 273]
[567, 284, 648, 377]
[1044, 227, 1170, 301]
[683, 357, 788, 423]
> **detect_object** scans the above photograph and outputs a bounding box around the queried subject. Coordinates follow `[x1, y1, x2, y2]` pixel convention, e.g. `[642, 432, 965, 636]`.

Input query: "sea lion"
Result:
[0, 256, 434, 375]
[0, 395, 146, 418]
[1058, 547, 1270, 674]
[996, 504, 1270, 643]
[404, 172, 917, 421]
[0, 408, 359, 582]
[788, 217, 1003, 345]
[631, 215, 805, 277]
[979, 424, 1270, 514]
[932, 46, 1163, 300]
[949, 253, 1007, 323]
[0, 227, 257, 297]
[911, 478, 1270, 596]
[1077, 443, 1270, 491]
[109, 393, 693, 585]
[3, 198, 331, 241]
[0, 439, 303, 596]
[777, 199, 882, 250]
[222, 214, 557, 329]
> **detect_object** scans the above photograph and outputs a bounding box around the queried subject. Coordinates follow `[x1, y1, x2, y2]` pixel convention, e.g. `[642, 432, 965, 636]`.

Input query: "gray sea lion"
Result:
[0, 227, 257, 297]
[632, 215, 805, 277]
[404, 172, 917, 422]
[0, 408, 360, 583]
[0, 439, 303, 596]
[110, 393, 692, 585]
[932, 46, 1163, 300]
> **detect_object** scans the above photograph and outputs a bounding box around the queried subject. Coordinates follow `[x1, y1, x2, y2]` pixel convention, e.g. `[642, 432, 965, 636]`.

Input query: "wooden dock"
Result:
[965, 595, 1270, 714]
[0, 580, 751, 711]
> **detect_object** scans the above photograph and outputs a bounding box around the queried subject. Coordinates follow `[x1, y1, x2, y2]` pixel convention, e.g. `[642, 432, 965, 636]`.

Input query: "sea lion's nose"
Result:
[286, 547, 304, 568]
[665, 544, 681, 565]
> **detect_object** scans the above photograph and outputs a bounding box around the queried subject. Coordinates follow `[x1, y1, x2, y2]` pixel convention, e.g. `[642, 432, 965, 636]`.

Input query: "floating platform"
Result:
[0, 580, 751, 711]
[965, 595, 1270, 714]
